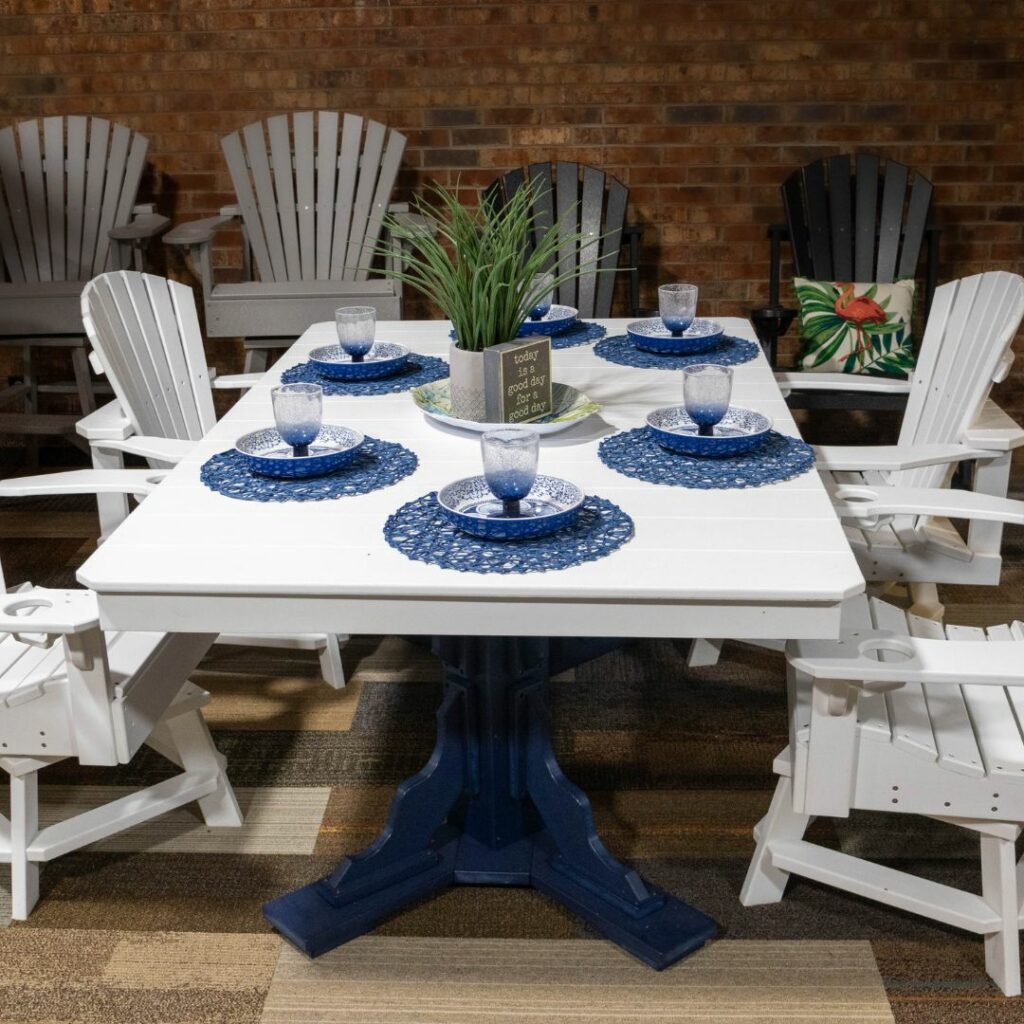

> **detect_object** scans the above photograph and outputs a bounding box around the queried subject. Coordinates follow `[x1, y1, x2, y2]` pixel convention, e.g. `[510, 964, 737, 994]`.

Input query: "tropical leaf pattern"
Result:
[794, 277, 916, 376]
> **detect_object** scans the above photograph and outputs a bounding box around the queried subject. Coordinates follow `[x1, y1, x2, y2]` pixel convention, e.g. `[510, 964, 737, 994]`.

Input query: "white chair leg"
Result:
[162, 709, 243, 828]
[70, 345, 97, 416]
[242, 346, 269, 374]
[318, 634, 348, 690]
[740, 776, 811, 906]
[981, 832, 1022, 996]
[687, 638, 723, 668]
[908, 582, 945, 622]
[9, 770, 40, 920]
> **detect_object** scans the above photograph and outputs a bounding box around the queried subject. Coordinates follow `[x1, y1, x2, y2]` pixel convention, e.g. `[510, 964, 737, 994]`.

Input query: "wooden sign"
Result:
[483, 336, 553, 424]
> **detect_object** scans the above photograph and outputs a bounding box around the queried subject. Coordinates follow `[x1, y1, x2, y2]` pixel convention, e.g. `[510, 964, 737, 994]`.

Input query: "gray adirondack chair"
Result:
[0, 116, 167, 443]
[483, 161, 643, 318]
[165, 111, 408, 372]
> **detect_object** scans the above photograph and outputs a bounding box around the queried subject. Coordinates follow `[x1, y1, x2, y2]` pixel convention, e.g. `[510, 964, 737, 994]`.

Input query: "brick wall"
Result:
[2, 0, 1022, 465]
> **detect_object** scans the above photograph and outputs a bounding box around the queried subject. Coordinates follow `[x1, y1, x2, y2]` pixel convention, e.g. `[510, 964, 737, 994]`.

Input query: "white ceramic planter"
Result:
[448, 342, 487, 421]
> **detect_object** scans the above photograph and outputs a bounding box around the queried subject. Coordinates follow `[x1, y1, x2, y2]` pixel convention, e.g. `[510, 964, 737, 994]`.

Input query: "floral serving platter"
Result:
[626, 317, 725, 355]
[411, 380, 601, 435]
[235, 424, 365, 478]
[518, 304, 578, 337]
[437, 474, 584, 540]
[308, 342, 410, 381]
[645, 405, 772, 457]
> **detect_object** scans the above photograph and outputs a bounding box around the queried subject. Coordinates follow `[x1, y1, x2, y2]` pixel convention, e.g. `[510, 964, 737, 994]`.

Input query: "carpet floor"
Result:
[1, 493, 1023, 1023]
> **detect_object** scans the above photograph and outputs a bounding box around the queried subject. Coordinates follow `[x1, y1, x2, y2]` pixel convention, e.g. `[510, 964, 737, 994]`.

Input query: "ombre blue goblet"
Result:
[271, 382, 323, 457]
[481, 427, 540, 518]
[682, 363, 733, 437]
[659, 282, 698, 336]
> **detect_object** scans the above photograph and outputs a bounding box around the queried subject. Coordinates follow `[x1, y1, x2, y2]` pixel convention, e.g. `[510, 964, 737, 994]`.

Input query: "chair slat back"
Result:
[484, 161, 631, 319]
[782, 154, 934, 287]
[221, 111, 406, 284]
[896, 271, 1024, 488]
[0, 117, 148, 284]
[82, 271, 216, 442]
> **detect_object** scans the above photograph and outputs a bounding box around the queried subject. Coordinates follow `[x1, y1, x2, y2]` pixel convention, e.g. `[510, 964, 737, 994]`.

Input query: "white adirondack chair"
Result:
[742, 493, 1024, 995]
[74, 269, 348, 689]
[164, 111, 408, 372]
[689, 270, 1024, 667]
[0, 470, 241, 919]
[0, 116, 168, 442]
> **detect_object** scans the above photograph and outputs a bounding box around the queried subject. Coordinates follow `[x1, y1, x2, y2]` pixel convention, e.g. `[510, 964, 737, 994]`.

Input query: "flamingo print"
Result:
[833, 283, 887, 366]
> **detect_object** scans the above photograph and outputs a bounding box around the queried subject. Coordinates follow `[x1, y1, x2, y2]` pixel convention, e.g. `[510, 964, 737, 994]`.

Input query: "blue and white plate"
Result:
[308, 342, 409, 381]
[518, 304, 578, 337]
[437, 474, 584, 540]
[627, 317, 725, 355]
[235, 424, 365, 478]
[646, 406, 772, 457]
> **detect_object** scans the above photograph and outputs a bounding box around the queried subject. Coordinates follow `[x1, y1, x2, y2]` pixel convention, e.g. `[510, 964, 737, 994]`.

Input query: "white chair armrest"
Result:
[219, 204, 241, 217]
[963, 400, 1024, 452]
[815, 443, 990, 472]
[94, 436, 194, 463]
[212, 373, 263, 390]
[164, 214, 235, 247]
[0, 586, 99, 640]
[77, 400, 132, 441]
[833, 484, 1024, 526]
[108, 212, 170, 242]
[775, 371, 912, 395]
[790, 630, 1024, 689]
[0, 469, 167, 499]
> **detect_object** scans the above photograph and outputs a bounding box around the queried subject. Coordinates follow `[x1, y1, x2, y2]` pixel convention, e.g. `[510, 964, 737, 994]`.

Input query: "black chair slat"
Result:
[555, 160, 579, 308]
[803, 159, 833, 280]
[596, 179, 628, 319]
[876, 159, 908, 282]
[853, 153, 880, 281]
[527, 161, 555, 265]
[781, 170, 811, 277]
[898, 173, 933, 281]
[503, 167, 526, 198]
[576, 165, 605, 318]
[827, 154, 853, 280]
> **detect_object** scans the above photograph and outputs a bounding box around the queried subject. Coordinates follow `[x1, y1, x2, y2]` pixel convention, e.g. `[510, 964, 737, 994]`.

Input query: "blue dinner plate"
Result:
[308, 342, 409, 381]
[627, 317, 725, 355]
[235, 424, 365, 478]
[518, 304, 578, 337]
[437, 474, 584, 540]
[646, 405, 772, 457]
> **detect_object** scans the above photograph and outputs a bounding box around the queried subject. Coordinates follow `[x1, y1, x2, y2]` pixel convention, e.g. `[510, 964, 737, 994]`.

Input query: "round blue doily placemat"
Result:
[449, 321, 606, 350]
[280, 354, 448, 396]
[593, 333, 760, 370]
[384, 492, 633, 574]
[200, 436, 418, 502]
[599, 427, 816, 489]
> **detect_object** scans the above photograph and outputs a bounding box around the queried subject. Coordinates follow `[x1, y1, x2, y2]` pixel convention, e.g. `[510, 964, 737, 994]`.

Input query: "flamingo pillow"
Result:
[793, 277, 916, 376]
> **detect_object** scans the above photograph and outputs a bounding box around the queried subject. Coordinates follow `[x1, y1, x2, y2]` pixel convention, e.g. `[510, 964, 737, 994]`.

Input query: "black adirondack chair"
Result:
[754, 154, 940, 411]
[483, 161, 643, 319]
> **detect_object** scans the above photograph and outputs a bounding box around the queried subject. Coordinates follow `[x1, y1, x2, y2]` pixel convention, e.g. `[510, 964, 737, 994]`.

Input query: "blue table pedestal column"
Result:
[263, 636, 717, 969]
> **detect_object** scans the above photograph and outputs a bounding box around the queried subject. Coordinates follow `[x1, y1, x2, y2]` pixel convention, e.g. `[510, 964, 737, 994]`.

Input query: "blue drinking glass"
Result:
[528, 272, 555, 321]
[659, 283, 698, 336]
[481, 427, 540, 518]
[683, 364, 732, 437]
[271, 383, 322, 457]
[335, 306, 376, 362]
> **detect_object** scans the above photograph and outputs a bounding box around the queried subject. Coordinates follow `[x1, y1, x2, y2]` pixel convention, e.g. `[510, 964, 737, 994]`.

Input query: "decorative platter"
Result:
[411, 380, 601, 435]
[626, 317, 725, 355]
[235, 424, 365, 478]
[308, 342, 410, 381]
[437, 474, 584, 540]
[518, 304, 578, 337]
[645, 406, 772, 457]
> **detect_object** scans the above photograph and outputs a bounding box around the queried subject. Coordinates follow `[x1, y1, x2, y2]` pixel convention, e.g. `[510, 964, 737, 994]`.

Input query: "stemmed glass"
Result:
[335, 306, 376, 363]
[272, 383, 322, 458]
[527, 272, 555, 321]
[659, 283, 698, 337]
[683, 364, 732, 437]
[481, 428, 539, 518]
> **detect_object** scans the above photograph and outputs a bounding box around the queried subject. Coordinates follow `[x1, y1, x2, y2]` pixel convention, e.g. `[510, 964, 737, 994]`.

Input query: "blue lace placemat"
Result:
[280, 354, 448, 396]
[599, 427, 816, 489]
[384, 492, 633, 574]
[594, 333, 760, 370]
[200, 436, 418, 502]
[449, 321, 606, 350]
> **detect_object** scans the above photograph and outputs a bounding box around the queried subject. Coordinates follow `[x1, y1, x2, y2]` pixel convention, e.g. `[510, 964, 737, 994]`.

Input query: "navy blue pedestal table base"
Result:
[263, 635, 717, 968]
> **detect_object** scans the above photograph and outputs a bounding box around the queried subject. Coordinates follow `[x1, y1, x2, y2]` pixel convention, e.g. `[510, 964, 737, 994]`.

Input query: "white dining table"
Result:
[77, 317, 864, 972]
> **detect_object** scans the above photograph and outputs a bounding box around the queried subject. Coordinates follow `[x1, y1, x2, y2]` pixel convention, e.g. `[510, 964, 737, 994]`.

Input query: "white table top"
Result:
[78, 318, 864, 640]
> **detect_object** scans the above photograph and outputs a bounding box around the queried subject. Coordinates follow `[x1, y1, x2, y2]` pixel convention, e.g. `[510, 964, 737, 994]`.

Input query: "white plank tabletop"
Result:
[78, 318, 865, 640]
